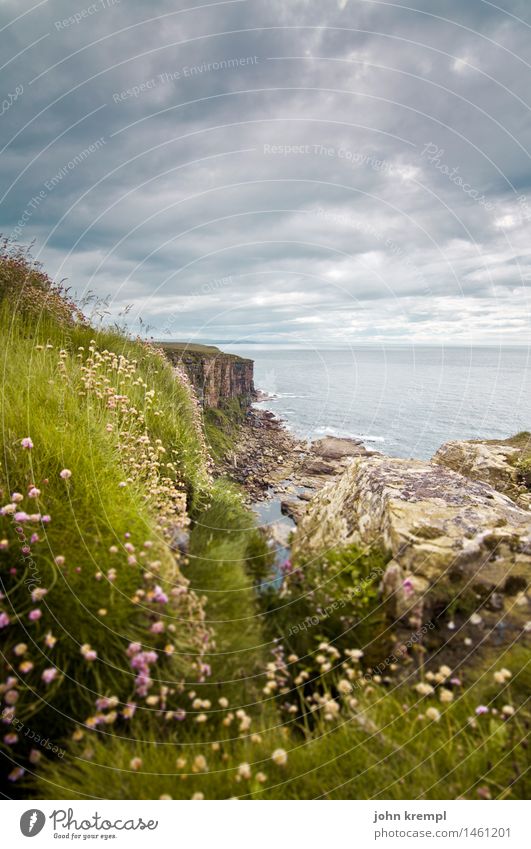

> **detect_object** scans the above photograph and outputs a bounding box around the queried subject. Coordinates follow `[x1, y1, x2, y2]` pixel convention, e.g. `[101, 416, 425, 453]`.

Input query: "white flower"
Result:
[338, 679, 352, 695]
[271, 748, 288, 766]
[415, 682, 434, 696]
[439, 688, 454, 703]
[238, 762, 252, 780]
[425, 707, 441, 722]
[502, 705, 515, 717]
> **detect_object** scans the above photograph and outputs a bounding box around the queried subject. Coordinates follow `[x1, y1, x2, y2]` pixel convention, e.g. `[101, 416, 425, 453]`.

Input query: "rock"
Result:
[433, 439, 531, 510]
[292, 456, 531, 621]
[301, 458, 337, 475]
[311, 436, 368, 460]
[280, 499, 307, 524]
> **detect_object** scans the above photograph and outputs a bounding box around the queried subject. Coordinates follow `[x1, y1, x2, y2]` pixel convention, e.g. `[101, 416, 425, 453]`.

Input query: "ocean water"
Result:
[222, 345, 531, 460]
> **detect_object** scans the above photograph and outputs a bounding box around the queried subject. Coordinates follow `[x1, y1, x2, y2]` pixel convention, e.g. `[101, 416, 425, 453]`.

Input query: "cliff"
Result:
[160, 342, 255, 408]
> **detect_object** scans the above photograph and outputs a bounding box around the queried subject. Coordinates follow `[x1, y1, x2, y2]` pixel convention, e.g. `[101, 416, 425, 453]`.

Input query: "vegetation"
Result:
[1, 246, 529, 800]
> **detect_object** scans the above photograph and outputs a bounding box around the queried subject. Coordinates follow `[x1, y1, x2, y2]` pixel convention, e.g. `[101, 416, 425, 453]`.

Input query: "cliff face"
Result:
[161, 342, 254, 408]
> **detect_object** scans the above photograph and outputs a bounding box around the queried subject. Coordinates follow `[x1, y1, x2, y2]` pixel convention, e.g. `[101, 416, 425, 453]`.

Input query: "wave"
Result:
[313, 425, 386, 443]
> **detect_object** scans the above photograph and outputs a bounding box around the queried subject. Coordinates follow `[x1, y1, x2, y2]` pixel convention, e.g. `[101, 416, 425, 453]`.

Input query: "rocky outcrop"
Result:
[292, 455, 531, 622]
[433, 438, 531, 510]
[161, 343, 254, 408]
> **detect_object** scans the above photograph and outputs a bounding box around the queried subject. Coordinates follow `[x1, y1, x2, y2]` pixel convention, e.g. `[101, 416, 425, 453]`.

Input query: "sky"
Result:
[1, 0, 531, 346]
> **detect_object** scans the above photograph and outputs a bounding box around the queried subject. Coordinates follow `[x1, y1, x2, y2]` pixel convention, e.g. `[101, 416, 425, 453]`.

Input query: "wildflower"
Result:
[402, 577, 414, 596]
[176, 757, 187, 769]
[475, 705, 489, 715]
[44, 632, 57, 648]
[238, 762, 252, 780]
[21, 437, 33, 449]
[80, 644, 97, 662]
[502, 705, 515, 717]
[469, 613, 482, 626]
[31, 587, 47, 602]
[4, 733, 18, 745]
[415, 682, 434, 696]
[439, 688, 454, 704]
[29, 749, 42, 764]
[41, 667, 58, 684]
[130, 757, 143, 771]
[271, 748, 288, 766]
[60, 469, 72, 480]
[4, 690, 19, 706]
[438, 665, 451, 678]
[8, 767, 24, 781]
[193, 755, 208, 773]
[19, 661, 34, 675]
[55, 556, 65, 566]
[477, 786, 492, 800]
[256, 771, 267, 784]
[28, 487, 40, 499]
[493, 668, 512, 684]
[338, 679, 352, 695]
[13, 643, 27, 656]
[195, 713, 207, 723]
[28, 609, 42, 622]
[0, 612, 10, 628]
[11, 493, 24, 503]
[191, 793, 204, 800]
[425, 707, 441, 722]
[159, 795, 172, 800]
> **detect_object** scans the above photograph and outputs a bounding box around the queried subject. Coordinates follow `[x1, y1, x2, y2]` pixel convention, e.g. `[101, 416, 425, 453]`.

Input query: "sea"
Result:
[222, 345, 531, 460]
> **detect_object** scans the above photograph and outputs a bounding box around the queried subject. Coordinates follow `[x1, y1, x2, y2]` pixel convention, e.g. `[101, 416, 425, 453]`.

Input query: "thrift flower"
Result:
[502, 705, 515, 716]
[13, 643, 28, 656]
[475, 705, 489, 715]
[28, 609, 42, 622]
[42, 667, 58, 684]
[130, 757, 143, 770]
[21, 437, 33, 449]
[425, 707, 441, 722]
[0, 612, 11, 628]
[238, 763, 252, 780]
[60, 469, 72, 479]
[271, 748, 288, 766]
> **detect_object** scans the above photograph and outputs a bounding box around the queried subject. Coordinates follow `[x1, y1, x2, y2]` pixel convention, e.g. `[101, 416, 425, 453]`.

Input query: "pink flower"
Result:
[31, 587, 48, 602]
[14, 512, 30, 522]
[150, 621, 164, 634]
[60, 469, 72, 479]
[0, 612, 10, 628]
[28, 609, 42, 622]
[28, 487, 40, 499]
[20, 437, 33, 449]
[403, 578, 415, 597]
[4, 733, 18, 745]
[8, 766, 24, 781]
[475, 705, 489, 715]
[41, 667, 58, 684]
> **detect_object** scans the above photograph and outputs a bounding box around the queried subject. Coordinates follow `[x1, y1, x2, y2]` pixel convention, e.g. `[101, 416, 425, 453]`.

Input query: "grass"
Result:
[1, 247, 529, 800]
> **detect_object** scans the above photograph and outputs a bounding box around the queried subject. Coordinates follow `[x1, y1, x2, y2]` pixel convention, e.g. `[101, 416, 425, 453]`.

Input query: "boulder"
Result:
[280, 499, 307, 524]
[433, 439, 531, 510]
[311, 436, 369, 460]
[292, 456, 531, 621]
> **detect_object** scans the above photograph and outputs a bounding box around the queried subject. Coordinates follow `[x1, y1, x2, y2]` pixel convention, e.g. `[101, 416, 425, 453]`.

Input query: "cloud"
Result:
[0, 0, 530, 344]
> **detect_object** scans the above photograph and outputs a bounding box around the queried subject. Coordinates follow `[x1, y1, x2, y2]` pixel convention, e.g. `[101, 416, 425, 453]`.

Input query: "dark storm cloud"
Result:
[1, 0, 530, 344]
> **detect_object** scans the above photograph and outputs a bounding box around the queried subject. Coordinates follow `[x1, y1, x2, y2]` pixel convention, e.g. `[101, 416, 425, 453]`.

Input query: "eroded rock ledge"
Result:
[292, 455, 531, 625]
[433, 435, 531, 510]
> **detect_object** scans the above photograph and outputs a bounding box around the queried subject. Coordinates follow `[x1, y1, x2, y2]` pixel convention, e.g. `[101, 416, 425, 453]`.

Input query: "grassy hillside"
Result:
[1, 247, 529, 800]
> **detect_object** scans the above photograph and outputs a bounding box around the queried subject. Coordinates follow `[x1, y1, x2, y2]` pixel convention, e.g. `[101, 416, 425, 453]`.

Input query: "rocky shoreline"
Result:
[216, 397, 531, 665]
